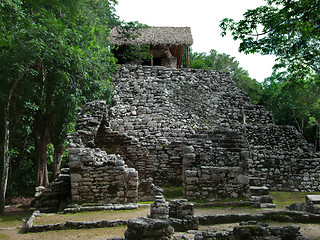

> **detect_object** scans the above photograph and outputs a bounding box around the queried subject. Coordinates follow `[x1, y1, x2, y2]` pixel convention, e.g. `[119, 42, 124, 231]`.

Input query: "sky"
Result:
[115, 0, 276, 82]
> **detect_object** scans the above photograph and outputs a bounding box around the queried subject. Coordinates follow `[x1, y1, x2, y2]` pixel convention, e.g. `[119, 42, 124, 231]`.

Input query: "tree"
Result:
[189, 49, 263, 104]
[0, 0, 118, 213]
[261, 72, 320, 150]
[220, 0, 320, 74]
[220, 0, 320, 150]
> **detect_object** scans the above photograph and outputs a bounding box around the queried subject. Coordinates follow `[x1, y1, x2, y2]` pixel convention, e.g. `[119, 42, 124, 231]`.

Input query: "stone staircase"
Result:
[249, 176, 276, 208]
[249, 184, 276, 208]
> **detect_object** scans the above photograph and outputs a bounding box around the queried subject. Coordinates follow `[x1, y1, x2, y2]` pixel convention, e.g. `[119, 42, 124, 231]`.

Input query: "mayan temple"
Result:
[67, 64, 320, 203]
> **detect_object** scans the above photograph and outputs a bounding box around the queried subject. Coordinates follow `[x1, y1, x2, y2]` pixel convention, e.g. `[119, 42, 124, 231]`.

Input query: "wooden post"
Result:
[186, 46, 190, 68]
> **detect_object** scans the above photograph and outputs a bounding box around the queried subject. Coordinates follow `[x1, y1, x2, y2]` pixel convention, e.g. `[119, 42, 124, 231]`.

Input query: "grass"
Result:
[270, 191, 320, 207]
[162, 186, 183, 200]
[32, 207, 150, 225]
[1, 190, 320, 239]
[0, 212, 30, 228]
[137, 201, 153, 204]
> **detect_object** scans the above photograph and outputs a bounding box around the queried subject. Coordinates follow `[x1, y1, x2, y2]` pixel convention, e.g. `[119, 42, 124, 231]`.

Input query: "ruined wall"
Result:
[247, 125, 320, 191]
[104, 65, 320, 193]
[102, 65, 258, 188]
[68, 101, 139, 203]
[69, 148, 138, 203]
[69, 64, 320, 203]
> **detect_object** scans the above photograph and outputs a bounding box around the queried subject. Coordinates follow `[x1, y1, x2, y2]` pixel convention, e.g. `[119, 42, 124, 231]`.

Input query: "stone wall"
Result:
[69, 64, 320, 202]
[105, 65, 319, 194]
[69, 148, 138, 203]
[104, 65, 256, 188]
[68, 101, 139, 204]
[247, 125, 320, 191]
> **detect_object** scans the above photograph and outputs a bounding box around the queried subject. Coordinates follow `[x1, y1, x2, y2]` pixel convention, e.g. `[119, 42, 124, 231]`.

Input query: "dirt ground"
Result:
[1, 199, 320, 240]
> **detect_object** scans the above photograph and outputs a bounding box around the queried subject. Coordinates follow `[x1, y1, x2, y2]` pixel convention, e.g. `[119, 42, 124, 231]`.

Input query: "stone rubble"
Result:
[31, 168, 71, 213]
[287, 194, 320, 214]
[195, 221, 310, 240]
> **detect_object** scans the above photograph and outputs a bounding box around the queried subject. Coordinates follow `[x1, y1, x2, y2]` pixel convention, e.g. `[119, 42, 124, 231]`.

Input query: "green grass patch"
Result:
[0, 212, 30, 228]
[137, 201, 153, 204]
[270, 191, 320, 207]
[162, 186, 183, 200]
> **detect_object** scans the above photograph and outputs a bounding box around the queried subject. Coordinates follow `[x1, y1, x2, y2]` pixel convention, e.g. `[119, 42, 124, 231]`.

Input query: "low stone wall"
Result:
[198, 211, 320, 225]
[24, 210, 127, 233]
[64, 203, 138, 213]
[183, 167, 250, 200]
[69, 148, 138, 203]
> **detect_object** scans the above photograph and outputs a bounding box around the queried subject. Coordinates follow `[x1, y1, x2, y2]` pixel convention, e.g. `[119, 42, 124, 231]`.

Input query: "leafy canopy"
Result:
[220, 0, 320, 74]
[0, 0, 118, 192]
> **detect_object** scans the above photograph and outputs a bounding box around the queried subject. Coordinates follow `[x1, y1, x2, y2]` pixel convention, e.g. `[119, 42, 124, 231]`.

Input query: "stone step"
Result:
[306, 195, 320, 205]
[250, 195, 273, 204]
[250, 186, 269, 196]
[249, 177, 265, 186]
[260, 203, 277, 208]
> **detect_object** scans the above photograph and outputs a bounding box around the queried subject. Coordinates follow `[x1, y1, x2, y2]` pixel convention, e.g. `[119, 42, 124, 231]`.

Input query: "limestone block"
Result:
[71, 174, 82, 183]
[237, 174, 250, 185]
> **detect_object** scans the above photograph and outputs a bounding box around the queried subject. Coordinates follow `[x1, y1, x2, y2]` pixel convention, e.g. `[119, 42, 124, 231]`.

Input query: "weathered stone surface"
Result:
[68, 64, 320, 204]
[106, 64, 320, 195]
[306, 195, 320, 205]
[31, 169, 71, 213]
[198, 211, 320, 225]
[68, 147, 138, 204]
[195, 221, 310, 240]
[125, 217, 174, 240]
[149, 195, 169, 219]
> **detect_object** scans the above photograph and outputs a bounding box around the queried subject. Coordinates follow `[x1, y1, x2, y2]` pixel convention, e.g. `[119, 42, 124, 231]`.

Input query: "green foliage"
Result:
[0, 0, 118, 195]
[261, 72, 320, 150]
[190, 49, 263, 104]
[220, 0, 320, 74]
[220, 0, 320, 150]
[162, 186, 183, 200]
[117, 44, 151, 64]
[113, 21, 152, 64]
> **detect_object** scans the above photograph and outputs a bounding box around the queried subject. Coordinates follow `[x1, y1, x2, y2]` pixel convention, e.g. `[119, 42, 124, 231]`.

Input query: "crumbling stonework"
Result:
[31, 168, 71, 213]
[195, 221, 309, 240]
[68, 101, 139, 203]
[125, 217, 174, 240]
[69, 64, 320, 203]
[103, 64, 319, 195]
[69, 148, 138, 203]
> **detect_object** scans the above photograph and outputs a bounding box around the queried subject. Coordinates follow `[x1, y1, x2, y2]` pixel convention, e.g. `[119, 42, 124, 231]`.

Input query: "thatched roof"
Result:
[109, 27, 193, 46]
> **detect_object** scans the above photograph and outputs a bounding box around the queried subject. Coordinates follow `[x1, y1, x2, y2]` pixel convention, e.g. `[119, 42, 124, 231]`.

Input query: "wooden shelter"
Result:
[109, 27, 193, 68]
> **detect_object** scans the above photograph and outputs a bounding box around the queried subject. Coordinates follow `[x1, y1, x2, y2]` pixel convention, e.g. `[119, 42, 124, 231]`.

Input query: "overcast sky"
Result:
[115, 0, 276, 82]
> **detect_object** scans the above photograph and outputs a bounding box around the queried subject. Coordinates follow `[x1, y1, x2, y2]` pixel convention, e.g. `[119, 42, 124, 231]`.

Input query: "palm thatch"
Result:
[109, 27, 193, 46]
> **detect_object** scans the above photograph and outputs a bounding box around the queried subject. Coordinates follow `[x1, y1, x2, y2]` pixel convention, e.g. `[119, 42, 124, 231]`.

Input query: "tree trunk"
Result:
[34, 106, 51, 188]
[34, 66, 51, 188]
[52, 144, 64, 180]
[35, 132, 50, 187]
[1, 75, 22, 214]
[1, 105, 11, 214]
